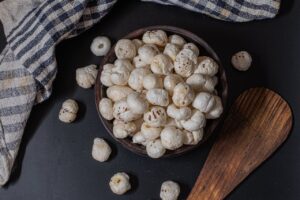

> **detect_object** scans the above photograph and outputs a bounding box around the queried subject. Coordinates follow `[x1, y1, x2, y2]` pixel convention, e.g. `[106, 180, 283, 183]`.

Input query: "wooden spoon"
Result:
[188, 87, 293, 200]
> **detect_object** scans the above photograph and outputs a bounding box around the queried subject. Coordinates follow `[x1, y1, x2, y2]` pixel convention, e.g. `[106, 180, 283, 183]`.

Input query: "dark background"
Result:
[0, 0, 299, 199]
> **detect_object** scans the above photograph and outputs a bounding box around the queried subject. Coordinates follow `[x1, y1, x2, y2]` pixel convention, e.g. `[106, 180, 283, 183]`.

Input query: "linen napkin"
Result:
[0, 0, 281, 186]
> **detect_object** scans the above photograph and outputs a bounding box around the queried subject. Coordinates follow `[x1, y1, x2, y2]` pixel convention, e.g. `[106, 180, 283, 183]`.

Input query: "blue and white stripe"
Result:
[0, 0, 280, 186]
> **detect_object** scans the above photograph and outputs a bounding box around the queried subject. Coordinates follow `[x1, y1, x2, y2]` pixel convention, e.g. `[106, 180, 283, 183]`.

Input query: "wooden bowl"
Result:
[95, 25, 228, 158]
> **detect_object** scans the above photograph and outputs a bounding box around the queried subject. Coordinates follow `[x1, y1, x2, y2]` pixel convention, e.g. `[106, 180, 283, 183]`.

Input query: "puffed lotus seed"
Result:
[107, 85, 133, 102]
[113, 120, 136, 139]
[160, 181, 180, 200]
[146, 89, 169, 107]
[59, 99, 78, 123]
[167, 104, 192, 121]
[133, 56, 148, 68]
[110, 63, 131, 86]
[99, 98, 114, 120]
[195, 56, 219, 76]
[114, 39, 137, 59]
[143, 73, 164, 90]
[141, 122, 162, 140]
[174, 49, 197, 77]
[163, 43, 181, 61]
[144, 106, 167, 128]
[109, 172, 131, 195]
[172, 82, 195, 107]
[160, 180, 180, 200]
[183, 129, 204, 145]
[169, 34, 186, 47]
[180, 110, 206, 132]
[161, 127, 184, 150]
[76, 64, 98, 89]
[127, 92, 149, 115]
[100, 64, 114, 87]
[231, 51, 252, 71]
[113, 99, 140, 122]
[90, 36, 111, 56]
[132, 39, 143, 49]
[128, 67, 152, 92]
[142, 30, 168, 47]
[138, 44, 160, 64]
[132, 131, 147, 145]
[151, 54, 174, 75]
[163, 74, 183, 95]
[146, 139, 166, 158]
[183, 42, 199, 56]
[192, 92, 216, 113]
[91, 138, 111, 162]
[205, 95, 223, 119]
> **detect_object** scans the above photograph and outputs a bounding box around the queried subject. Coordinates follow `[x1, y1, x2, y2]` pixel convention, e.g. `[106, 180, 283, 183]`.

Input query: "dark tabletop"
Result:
[0, 0, 299, 200]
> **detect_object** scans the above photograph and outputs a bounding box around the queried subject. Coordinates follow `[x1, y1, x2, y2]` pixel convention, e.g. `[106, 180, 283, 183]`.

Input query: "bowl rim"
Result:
[95, 25, 228, 158]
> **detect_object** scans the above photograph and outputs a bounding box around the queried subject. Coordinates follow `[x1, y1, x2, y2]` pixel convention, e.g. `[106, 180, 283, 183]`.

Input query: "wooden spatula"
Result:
[188, 87, 293, 200]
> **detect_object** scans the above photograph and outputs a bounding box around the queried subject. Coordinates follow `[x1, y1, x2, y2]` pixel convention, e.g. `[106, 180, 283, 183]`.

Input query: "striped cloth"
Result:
[0, 0, 280, 186]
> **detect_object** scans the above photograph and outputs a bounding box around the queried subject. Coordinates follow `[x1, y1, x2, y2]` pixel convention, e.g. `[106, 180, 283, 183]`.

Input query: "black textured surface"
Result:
[0, 0, 299, 199]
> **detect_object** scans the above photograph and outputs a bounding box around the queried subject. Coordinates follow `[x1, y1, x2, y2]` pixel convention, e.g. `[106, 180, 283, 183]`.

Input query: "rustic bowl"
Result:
[95, 25, 228, 158]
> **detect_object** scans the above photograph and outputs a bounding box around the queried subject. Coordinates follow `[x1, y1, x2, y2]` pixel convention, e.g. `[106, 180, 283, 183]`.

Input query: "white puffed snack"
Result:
[183, 42, 199, 56]
[144, 106, 167, 127]
[163, 43, 181, 61]
[132, 39, 143, 49]
[231, 51, 252, 71]
[146, 89, 169, 107]
[167, 104, 192, 121]
[146, 139, 166, 158]
[76, 64, 98, 89]
[100, 64, 114, 87]
[174, 49, 197, 77]
[109, 172, 131, 195]
[205, 95, 223, 119]
[110, 63, 131, 86]
[169, 34, 186, 47]
[195, 56, 219, 76]
[186, 74, 218, 93]
[143, 73, 164, 90]
[142, 30, 168, 47]
[114, 39, 136, 59]
[128, 67, 151, 92]
[163, 74, 183, 95]
[183, 129, 204, 145]
[133, 56, 148, 68]
[151, 54, 174, 75]
[172, 83, 195, 107]
[138, 44, 160, 64]
[107, 85, 133, 102]
[127, 92, 149, 115]
[113, 120, 136, 138]
[90, 36, 111, 56]
[59, 99, 78, 123]
[192, 92, 216, 113]
[113, 99, 140, 122]
[91, 138, 112, 162]
[161, 127, 184, 150]
[99, 98, 114, 120]
[141, 122, 162, 140]
[132, 131, 147, 145]
[181, 110, 206, 132]
[114, 59, 134, 71]
[160, 180, 180, 200]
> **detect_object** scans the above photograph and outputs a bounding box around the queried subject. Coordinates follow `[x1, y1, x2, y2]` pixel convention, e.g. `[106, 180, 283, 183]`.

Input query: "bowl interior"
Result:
[95, 25, 228, 158]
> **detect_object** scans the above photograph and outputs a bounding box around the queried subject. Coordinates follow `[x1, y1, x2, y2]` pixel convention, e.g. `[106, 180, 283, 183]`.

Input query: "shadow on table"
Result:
[279, 0, 294, 17]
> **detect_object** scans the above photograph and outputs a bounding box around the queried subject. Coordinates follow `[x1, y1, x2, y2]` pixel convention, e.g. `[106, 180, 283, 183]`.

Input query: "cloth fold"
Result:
[0, 0, 280, 186]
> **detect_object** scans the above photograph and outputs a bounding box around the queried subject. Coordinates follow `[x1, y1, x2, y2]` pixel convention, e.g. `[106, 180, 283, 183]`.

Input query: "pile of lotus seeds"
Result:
[57, 29, 252, 199]
[99, 29, 223, 160]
